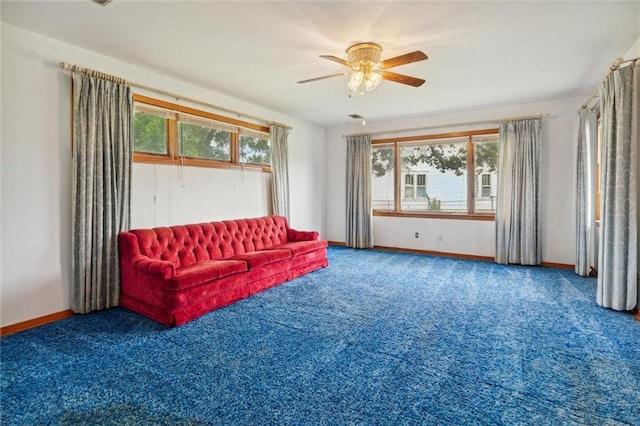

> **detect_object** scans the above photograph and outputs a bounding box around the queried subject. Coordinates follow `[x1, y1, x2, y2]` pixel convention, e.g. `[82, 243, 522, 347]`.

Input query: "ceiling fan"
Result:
[298, 42, 428, 94]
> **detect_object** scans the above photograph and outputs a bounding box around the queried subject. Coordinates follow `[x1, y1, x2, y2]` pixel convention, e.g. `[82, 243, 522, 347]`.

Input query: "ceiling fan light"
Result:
[364, 72, 383, 91]
[347, 71, 364, 91]
[364, 78, 375, 92]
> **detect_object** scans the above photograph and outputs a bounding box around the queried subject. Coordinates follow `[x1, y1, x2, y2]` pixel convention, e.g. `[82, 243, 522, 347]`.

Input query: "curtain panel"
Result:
[495, 119, 542, 266]
[345, 135, 373, 248]
[270, 124, 290, 221]
[575, 109, 592, 276]
[597, 62, 638, 311]
[72, 73, 133, 314]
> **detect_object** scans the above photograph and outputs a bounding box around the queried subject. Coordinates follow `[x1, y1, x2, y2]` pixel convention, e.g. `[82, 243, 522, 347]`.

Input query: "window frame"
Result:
[371, 128, 499, 221]
[132, 94, 271, 172]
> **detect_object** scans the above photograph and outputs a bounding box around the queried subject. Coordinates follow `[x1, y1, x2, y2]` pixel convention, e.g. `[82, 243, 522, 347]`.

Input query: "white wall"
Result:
[130, 165, 271, 228]
[325, 97, 582, 263]
[0, 23, 325, 327]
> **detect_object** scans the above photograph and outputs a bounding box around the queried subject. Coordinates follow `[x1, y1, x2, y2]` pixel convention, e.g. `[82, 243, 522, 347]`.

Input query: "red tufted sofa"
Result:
[118, 215, 328, 326]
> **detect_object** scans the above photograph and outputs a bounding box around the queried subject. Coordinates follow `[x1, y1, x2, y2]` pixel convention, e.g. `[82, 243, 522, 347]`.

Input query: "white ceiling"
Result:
[2, 1, 639, 127]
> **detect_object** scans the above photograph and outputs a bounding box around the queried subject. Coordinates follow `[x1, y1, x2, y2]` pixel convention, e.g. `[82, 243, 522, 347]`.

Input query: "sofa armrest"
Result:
[287, 228, 319, 242]
[132, 255, 176, 279]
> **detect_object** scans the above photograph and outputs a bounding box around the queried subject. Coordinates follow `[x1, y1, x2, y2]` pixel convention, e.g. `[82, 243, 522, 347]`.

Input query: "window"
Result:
[400, 138, 468, 212]
[474, 134, 499, 213]
[239, 133, 271, 166]
[132, 94, 271, 171]
[480, 174, 491, 197]
[416, 174, 427, 198]
[371, 129, 499, 219]
[133, 111, 168, 155]
[177, 117, 231, 162]
[371, 144, 395, 211]
[403, 174, 428, 200]
[404, 174, 415, 199]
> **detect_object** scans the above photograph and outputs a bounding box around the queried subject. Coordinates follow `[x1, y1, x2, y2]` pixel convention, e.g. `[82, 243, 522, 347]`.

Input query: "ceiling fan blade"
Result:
[319, 55, 351, 68]
[381, 71, 425, 87]
[380, 51, 428, 69]
[297, 73, 349, 84]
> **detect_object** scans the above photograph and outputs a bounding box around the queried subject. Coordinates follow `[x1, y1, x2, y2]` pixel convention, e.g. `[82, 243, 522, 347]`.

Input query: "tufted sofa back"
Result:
[128, 216, 290, 268]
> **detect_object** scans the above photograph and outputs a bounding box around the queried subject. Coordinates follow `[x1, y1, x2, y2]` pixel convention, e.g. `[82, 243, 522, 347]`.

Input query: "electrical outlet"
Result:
[414, 232, 419, 238]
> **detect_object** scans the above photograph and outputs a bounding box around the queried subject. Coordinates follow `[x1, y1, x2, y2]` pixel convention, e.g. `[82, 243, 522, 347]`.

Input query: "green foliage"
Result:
[372, 147, 394, 177]
[179, 123, 230, 161]
[428, 197, 441, 210]
[475, 142, 498, 174]
[240, 135, 270, 165]
[407, 144, 467, 176]
[133, 113, 167, 154]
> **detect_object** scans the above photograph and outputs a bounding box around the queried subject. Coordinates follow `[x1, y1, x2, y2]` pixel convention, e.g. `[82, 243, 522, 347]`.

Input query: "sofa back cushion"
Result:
[129, 216, 290, 268]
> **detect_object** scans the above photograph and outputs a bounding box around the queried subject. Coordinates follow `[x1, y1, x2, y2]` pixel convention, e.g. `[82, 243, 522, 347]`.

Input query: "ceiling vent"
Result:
[348, 114, 366, 126]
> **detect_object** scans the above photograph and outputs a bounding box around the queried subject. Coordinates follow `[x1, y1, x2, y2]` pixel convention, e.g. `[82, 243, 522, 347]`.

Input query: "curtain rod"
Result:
[342, 113, 550, 138]
[581, 56, 640, 109]
[58, 62, 292, 130]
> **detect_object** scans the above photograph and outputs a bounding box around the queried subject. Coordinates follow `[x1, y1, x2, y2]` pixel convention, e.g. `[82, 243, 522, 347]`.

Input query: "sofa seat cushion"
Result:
[167, 260, 247, 291]
[229, 249, 291, 270]
[274, 240, 329, 257]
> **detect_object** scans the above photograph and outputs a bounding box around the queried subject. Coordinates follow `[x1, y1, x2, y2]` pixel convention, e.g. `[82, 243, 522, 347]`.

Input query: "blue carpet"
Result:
[2, 246, 639, 425]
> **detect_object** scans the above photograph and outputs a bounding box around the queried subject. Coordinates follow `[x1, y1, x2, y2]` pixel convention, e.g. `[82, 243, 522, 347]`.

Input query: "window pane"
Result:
[371, 144, 395, 211]
[240, 135, 270, 165]
[133, 112, 167, 154]
[400, 139, 467, 212]
[474, 136, 498, 213]
[404, 185, 415, 199]
[178, 122, 230, 161]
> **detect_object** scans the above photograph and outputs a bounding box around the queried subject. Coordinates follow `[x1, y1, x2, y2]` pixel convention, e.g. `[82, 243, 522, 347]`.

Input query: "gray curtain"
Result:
[575, 109, 592, 276]
[270, 124, 290, 220]
[72, 73, 133, 313]
[345, 135, 373, 248]
[495, 119, 542, 265]
[597, 62, 638, 311]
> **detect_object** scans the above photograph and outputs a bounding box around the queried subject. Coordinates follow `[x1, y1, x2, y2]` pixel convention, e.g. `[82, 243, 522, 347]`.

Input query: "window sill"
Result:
[133, 152, 271, 172]
[373, 211, 495, 221]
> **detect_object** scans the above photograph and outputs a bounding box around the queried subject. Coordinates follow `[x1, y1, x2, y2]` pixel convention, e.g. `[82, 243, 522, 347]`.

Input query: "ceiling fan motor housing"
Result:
[346, 43, 382, 69]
